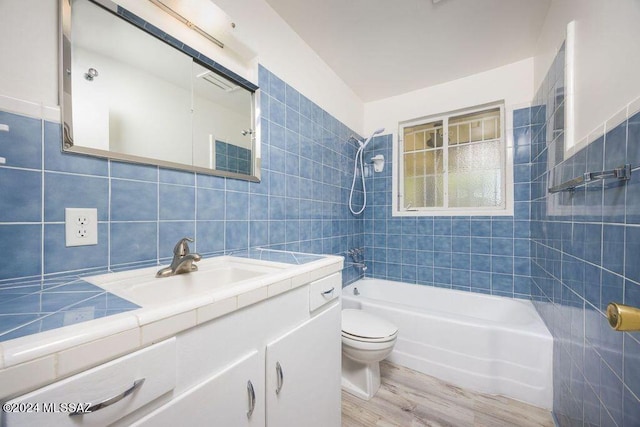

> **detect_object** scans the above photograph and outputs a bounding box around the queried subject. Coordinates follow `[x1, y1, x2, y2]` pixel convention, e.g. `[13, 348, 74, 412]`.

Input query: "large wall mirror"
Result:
[60, 0, 261, 181]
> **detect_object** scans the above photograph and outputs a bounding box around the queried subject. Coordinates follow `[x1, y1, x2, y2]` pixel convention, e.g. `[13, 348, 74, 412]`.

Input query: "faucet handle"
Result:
[173, 237, 194, 257]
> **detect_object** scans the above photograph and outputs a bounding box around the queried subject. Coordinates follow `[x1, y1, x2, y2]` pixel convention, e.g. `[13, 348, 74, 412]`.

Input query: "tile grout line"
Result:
[156, 166, 160, 265]
[40, 117, 45, 286]
[194, 173, 198, 254]
[107, 160, 112, 271]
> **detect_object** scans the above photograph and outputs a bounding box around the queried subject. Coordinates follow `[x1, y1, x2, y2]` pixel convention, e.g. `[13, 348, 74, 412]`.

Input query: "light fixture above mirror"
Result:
[147, 0, 256, 60]
[147, 0, 226, 48]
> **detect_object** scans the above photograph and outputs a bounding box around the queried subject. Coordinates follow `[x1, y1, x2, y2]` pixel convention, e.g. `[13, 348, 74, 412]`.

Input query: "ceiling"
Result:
[264, 0, 551, 102]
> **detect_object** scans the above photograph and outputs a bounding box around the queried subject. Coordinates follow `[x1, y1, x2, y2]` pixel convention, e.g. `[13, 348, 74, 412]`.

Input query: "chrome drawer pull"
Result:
[69, 378, 145, 417]
[275, 361, 284, 395]
[246, 380, 256, 418]
[321, 287, 335, 296]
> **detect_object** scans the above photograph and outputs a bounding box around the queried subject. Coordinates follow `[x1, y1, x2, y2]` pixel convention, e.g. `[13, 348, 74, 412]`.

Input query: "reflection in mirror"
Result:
[61, 0, 260, 181]
[72, 0, 193, 163]
[192, 62, 253, 175]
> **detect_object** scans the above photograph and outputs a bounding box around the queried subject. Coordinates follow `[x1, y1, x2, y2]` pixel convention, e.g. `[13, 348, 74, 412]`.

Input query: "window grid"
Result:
[398, 104, 505, 214]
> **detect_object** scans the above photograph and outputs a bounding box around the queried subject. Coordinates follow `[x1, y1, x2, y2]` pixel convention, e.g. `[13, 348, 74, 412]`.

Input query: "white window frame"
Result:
[393, 101, 513, 217]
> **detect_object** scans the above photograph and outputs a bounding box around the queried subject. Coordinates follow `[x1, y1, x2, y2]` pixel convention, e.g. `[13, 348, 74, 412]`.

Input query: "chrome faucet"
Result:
[156, 237, 202, 278]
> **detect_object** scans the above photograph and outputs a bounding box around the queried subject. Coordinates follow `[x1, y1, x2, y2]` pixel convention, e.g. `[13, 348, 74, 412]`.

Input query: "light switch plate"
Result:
[65, 208, 98, 247]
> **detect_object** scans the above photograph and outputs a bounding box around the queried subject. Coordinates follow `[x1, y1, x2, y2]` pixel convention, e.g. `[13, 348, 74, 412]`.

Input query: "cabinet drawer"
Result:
[3, 338, 176, 427]
[309, 273, 340, 312]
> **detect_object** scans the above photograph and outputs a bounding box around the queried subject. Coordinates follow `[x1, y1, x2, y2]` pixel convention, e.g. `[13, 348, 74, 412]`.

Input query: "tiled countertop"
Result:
[0, 278, 139, 343]
[0, 249, 343, 400]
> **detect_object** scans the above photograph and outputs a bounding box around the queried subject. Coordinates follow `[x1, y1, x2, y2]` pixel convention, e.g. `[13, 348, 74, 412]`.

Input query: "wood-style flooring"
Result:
[342, 361, 554, 427]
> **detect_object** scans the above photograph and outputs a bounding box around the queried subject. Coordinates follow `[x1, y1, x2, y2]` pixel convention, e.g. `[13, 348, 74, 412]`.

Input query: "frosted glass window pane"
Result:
[414, 178, 426, 207]
[434, 129, 444, 148]
[448, 141, 502, 173]
[448, 172, 471, 206]
[399, 104, 504, 212]
[450, 108, 500, 143]
[421, 150, 443, 175]
[470, 121, 483, 142]
[404, 177, 428, 208]
[435, 175, 444, 207]
[448, 125, 458, 145]
[404, 153, 415, 177]
[414, 151, 427, 176]
[458, 124, 470, 144]
[474, 140, 502, 168]
[449, 146, 465, 173]
[404, 133, 415, 152]
[407, 151, 437, 178]
[448, 140, 503, 207]
[449, 170, 502, 207]
[425, 131, 434, 148]
[404, 177, 416, 207]
[484, 117, 498, 139]
[415, 131, 425, 151]
[434, 149, 443, 174]
[404, 121, 442, 150]
[423, 175, 443, 207]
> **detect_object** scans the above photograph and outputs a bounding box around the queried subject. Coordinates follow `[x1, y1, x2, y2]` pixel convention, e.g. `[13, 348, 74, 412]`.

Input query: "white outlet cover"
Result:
[65, 208, 98, 247]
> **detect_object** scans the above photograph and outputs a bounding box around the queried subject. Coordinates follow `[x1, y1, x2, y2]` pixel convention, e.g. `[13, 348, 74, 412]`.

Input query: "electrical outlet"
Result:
[65, 208, 98, 247]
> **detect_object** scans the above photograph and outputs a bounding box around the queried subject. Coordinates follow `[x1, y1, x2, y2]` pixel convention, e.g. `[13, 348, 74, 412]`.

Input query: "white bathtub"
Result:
[342, 278, 553, 409]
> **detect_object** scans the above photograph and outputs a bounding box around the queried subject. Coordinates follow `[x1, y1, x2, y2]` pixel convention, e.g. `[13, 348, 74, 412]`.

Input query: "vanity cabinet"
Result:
[131, 350, 264, 427]
[2, 338, 177, 427]
[128, 272, 341, 427]
[1, 269, 341, 427]
[265, 303, 341, 427]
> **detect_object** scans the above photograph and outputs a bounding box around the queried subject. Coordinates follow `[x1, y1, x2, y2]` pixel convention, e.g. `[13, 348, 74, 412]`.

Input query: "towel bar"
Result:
[548, 164, 634, 193]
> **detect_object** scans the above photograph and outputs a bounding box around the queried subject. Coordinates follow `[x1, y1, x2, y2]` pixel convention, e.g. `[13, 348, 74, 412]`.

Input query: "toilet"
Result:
[341, 309, 398, 400]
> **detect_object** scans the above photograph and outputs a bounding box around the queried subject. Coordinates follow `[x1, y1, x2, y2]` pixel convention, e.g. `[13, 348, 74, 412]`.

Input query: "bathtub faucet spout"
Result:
[353, 262, 367, 271]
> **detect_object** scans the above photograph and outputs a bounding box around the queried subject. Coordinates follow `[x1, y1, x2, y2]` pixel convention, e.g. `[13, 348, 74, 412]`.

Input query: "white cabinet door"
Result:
[132, 350, 265, 427]
[265, 303, 341, 427]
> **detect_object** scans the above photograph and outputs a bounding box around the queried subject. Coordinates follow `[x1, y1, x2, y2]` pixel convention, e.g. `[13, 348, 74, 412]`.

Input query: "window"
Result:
[394, 102, 509, 216]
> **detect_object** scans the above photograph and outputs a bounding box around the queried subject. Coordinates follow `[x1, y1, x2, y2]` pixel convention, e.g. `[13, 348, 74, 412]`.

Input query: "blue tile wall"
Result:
[530, 43, 640, 426]
[361, 117, 532, 299]
[0, 65, 364, 289]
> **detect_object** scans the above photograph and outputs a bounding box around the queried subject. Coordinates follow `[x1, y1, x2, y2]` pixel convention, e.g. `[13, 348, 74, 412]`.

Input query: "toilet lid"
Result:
[342, 309, 398, 339]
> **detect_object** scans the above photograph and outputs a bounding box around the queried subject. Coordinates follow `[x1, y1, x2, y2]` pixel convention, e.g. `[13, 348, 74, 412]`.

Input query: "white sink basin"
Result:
[87, 256, 290, 306]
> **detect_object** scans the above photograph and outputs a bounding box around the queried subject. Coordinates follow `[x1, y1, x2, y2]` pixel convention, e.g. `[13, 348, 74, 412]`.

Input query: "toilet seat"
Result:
[342, 332, 397, 353]
[341, 330, 397, 344]
[342, 309, 398, 342]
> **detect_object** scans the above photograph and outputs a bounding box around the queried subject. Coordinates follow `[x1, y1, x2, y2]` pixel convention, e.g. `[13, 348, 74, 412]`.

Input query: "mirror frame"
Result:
[59, 0, 261, 182]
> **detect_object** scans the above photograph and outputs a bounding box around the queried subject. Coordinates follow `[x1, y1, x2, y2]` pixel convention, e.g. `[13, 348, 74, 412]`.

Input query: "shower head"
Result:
[349, 128, 385, 149]
[361, 127, 385, 149]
